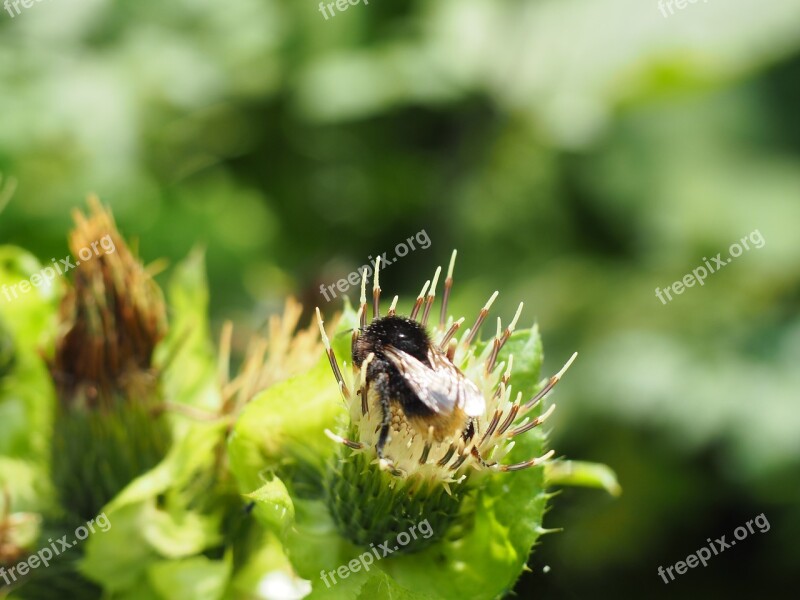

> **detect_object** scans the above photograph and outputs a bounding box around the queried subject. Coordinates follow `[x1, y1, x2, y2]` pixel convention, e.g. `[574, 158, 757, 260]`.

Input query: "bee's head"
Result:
[354, 315, 430, 364]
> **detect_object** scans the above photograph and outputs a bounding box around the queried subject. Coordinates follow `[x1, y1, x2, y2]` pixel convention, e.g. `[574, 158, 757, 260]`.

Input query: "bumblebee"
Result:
[352, 315, 485, 459]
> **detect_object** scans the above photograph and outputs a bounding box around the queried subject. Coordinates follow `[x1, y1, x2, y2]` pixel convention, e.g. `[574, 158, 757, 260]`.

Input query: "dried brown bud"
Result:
[51, 197, 166, 410]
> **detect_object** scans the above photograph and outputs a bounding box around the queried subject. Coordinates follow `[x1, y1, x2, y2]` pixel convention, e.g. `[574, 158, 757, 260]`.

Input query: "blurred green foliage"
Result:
[2, 0, 800, 597]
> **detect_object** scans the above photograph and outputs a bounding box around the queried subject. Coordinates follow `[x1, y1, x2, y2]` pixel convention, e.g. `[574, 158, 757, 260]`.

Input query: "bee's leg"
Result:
[376, 395, 392, 459]
[371, 373, 406, 476]
[358, 353, 376, 416]
[463, 419, 476, 442]
[372, 372, 393, 460]
[470, 445, 496, 469]
[359, 378, 369, 416]
[463, 419, 497, 468]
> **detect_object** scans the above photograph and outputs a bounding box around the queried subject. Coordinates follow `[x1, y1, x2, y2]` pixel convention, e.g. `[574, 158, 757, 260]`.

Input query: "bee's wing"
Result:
[383, 347, 485, 417]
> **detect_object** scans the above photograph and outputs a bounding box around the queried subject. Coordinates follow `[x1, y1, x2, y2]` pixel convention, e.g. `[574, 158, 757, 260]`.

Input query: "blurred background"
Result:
[2, 0, 800, 597]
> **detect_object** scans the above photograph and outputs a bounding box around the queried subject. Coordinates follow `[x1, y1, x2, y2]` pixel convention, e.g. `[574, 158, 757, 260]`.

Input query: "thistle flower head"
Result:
[319, 251, 576, 482]
[316, 251, 577, 548]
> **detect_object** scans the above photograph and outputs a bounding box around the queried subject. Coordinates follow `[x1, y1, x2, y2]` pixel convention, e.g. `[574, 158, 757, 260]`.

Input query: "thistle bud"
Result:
[49, 198, 171, 521]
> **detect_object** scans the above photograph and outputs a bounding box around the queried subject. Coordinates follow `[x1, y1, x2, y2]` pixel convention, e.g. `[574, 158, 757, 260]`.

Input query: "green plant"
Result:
[230, 257, 618, 599]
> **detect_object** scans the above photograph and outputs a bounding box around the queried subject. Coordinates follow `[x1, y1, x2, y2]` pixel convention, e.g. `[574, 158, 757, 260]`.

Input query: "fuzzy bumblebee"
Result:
[316, 251, 576, 549]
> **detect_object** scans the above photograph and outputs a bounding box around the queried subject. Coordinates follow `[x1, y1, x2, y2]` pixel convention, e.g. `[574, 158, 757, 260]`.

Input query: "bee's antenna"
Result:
[387, 295, 399, 317]
[438, 317, 464, 350]
[409, 279, 430, 321]
[315, 307, 350, 399]
[463, 290, 499, 346]
[372, 257, 381, 320]
[439, 250, 457, 330]
[359, 268, 368, 330]
[485, 302, 523, 374]
[421, 266, 441, 328]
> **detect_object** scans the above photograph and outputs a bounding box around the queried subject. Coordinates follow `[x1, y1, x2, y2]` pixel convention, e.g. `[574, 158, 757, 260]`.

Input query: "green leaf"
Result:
[245, 476, 295, 537]
[155, 247, 222, 414]
[0, 246, 59, 348]
[0, 247, 58, 466]
[308, 569, 439, 600]
[228, 354, 346, 496]
[545, 460, 622, 497]
[282, 496, 358, 582]
[227, 300, 359, 500]
[148, 555, 232, 600]
[0, 458, 52, 513]
[356, 571, 440, 600]
[0, 350, 53, 463]
[80, 422, 228, 592]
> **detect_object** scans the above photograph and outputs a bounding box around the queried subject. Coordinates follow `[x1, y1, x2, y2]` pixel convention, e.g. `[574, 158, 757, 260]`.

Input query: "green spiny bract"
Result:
[325, 435, 470, 551]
